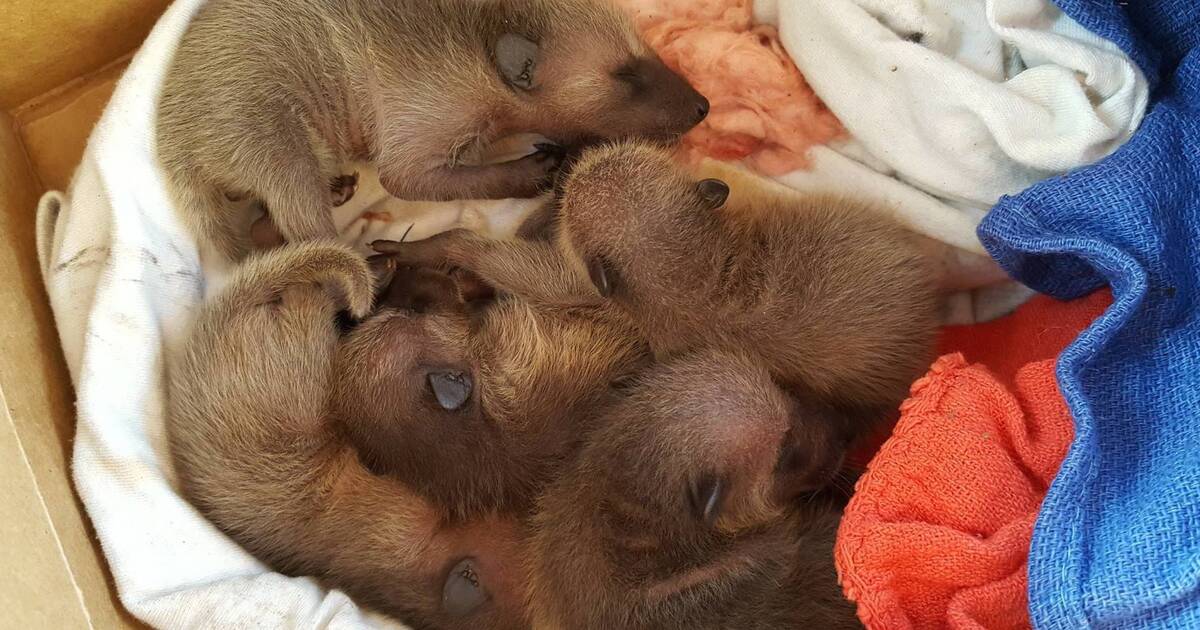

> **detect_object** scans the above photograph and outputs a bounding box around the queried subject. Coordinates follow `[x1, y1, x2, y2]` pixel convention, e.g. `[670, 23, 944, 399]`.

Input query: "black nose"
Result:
[695, 96, 710, 122]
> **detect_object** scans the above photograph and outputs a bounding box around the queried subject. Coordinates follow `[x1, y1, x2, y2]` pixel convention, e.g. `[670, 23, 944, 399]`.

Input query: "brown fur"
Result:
[556, 142, 938, 410]
[525, 349, 861, 630]
[334, 254, 648, 521]
[371, 141, 938, 491]
[166, 242, 530, 630]
[158, 0, 708, 261]
[557, 143, 939, 489]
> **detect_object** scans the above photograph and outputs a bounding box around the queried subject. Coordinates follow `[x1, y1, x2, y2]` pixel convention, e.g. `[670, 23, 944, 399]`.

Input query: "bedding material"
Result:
[754, 0, 1149, 321]
[615, 0, 845, 175]
[979, 1, 1200, 627]
[837, 354, 1072, 630]
[838, 290, 1109, 629]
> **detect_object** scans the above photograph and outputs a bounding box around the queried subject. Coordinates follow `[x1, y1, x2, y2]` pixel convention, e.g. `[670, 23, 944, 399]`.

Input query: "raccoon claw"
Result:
[370, 241, 448, 275]
[370, 239, 405, 255]
[532, 142, 566, 163]
[367, 253, 399, 291]
[329, 172, 359, 207]
[529, 143, 566, 190]
[370, 229, 476, 271]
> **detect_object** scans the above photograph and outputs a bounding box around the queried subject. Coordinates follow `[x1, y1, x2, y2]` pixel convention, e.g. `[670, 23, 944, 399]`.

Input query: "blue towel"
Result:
[978, 2, 1200, 627]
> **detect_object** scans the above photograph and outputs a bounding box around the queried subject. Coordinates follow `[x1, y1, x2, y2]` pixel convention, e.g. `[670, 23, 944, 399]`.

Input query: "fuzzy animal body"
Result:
[158, 0, 708, 262]
[562, 143, 939, 493]
[525, 350, 862, 629]
[334, 257, 648, 521]
[166, 243, 530, 630]
[372, 140, 939, 492]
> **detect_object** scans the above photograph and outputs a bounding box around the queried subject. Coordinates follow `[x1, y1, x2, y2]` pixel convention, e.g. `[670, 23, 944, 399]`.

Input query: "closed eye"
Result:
[613, 64, 645, 95]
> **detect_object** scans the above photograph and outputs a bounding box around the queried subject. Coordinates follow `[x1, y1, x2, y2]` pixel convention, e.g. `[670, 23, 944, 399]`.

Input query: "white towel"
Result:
[34, 0, 538, 626]
[756, 0, 1148, 322]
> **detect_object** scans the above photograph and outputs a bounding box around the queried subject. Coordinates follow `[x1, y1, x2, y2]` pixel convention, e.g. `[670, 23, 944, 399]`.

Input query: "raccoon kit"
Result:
[370, 140, 939, 493]
[526, 349, 861, 629]
[158, 0, 709, 261]
[334, 259, 647, 521]
[166, 243, 531, 630]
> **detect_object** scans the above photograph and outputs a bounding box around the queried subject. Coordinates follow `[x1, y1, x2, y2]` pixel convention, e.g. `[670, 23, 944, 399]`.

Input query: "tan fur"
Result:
[166, 242, 530, 629]
[334, 252, 648, 521]
[524, 350, 861, 630]
[372, 141, 938, 491]
[158, 0, 708, 261]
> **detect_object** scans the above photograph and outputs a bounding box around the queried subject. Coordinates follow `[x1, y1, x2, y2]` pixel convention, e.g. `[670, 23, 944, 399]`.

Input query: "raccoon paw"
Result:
[532, 142, 566, 164]
[329, 172, 359, 207]
[527, 143, 567, 189]
[370, 229, 475, 271]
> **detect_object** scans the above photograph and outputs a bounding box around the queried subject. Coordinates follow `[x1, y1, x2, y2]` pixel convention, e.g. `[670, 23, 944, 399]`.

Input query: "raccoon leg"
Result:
[371, 229, 594, 303]
[330, 172, 359, 207]
[381, 146, 563, 201]
[224, 128, 338, 247]
[247, 172, 360, 251]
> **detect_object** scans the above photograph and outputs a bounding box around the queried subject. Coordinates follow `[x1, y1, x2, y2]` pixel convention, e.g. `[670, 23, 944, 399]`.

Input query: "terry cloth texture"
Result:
[753, 0, 1147, 311]
[835, 289, 1109, 629]
[836, 354, 1074, 630]
[978, 1, 1200, 628]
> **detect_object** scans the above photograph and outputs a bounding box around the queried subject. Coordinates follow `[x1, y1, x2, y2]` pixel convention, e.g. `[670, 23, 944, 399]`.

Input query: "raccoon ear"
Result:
[697, 179, 730, 209]
[442, 558, 490, 616]
[496, 34, 540, 91]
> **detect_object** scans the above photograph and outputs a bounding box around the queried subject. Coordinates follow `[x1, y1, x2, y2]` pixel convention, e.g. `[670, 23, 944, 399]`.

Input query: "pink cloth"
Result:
[617, 0, 844, 175]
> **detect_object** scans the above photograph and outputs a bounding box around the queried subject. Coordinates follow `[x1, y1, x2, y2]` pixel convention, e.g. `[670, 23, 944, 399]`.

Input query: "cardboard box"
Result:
[0, 1, 168, 626]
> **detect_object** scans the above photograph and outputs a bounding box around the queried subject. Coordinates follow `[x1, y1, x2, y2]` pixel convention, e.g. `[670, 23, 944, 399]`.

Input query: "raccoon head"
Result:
[493, 0, 709, 147]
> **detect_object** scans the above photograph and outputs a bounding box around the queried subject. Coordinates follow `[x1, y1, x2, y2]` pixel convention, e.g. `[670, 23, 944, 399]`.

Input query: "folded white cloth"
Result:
[756, 0, 1148, 322]
[35, 0, 537, 627]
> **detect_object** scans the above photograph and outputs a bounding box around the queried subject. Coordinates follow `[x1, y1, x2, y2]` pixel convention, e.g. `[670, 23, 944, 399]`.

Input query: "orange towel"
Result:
[835, 290, 1109, 629]
[849, 289, 1111, 465]
[937, 290, 1112, 385]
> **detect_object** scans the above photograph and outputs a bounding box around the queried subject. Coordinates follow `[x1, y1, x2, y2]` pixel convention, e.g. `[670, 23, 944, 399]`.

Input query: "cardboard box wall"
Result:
[1, 0, 169, 626]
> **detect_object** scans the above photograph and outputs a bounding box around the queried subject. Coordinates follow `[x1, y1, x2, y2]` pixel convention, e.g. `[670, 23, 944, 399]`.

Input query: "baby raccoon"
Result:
[333, 253, 648, 522]
[525, 349, 861, 630]
[158, 0, 709, 262]
[371, 141, 938, 492]
[166, 243, 530, 630]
